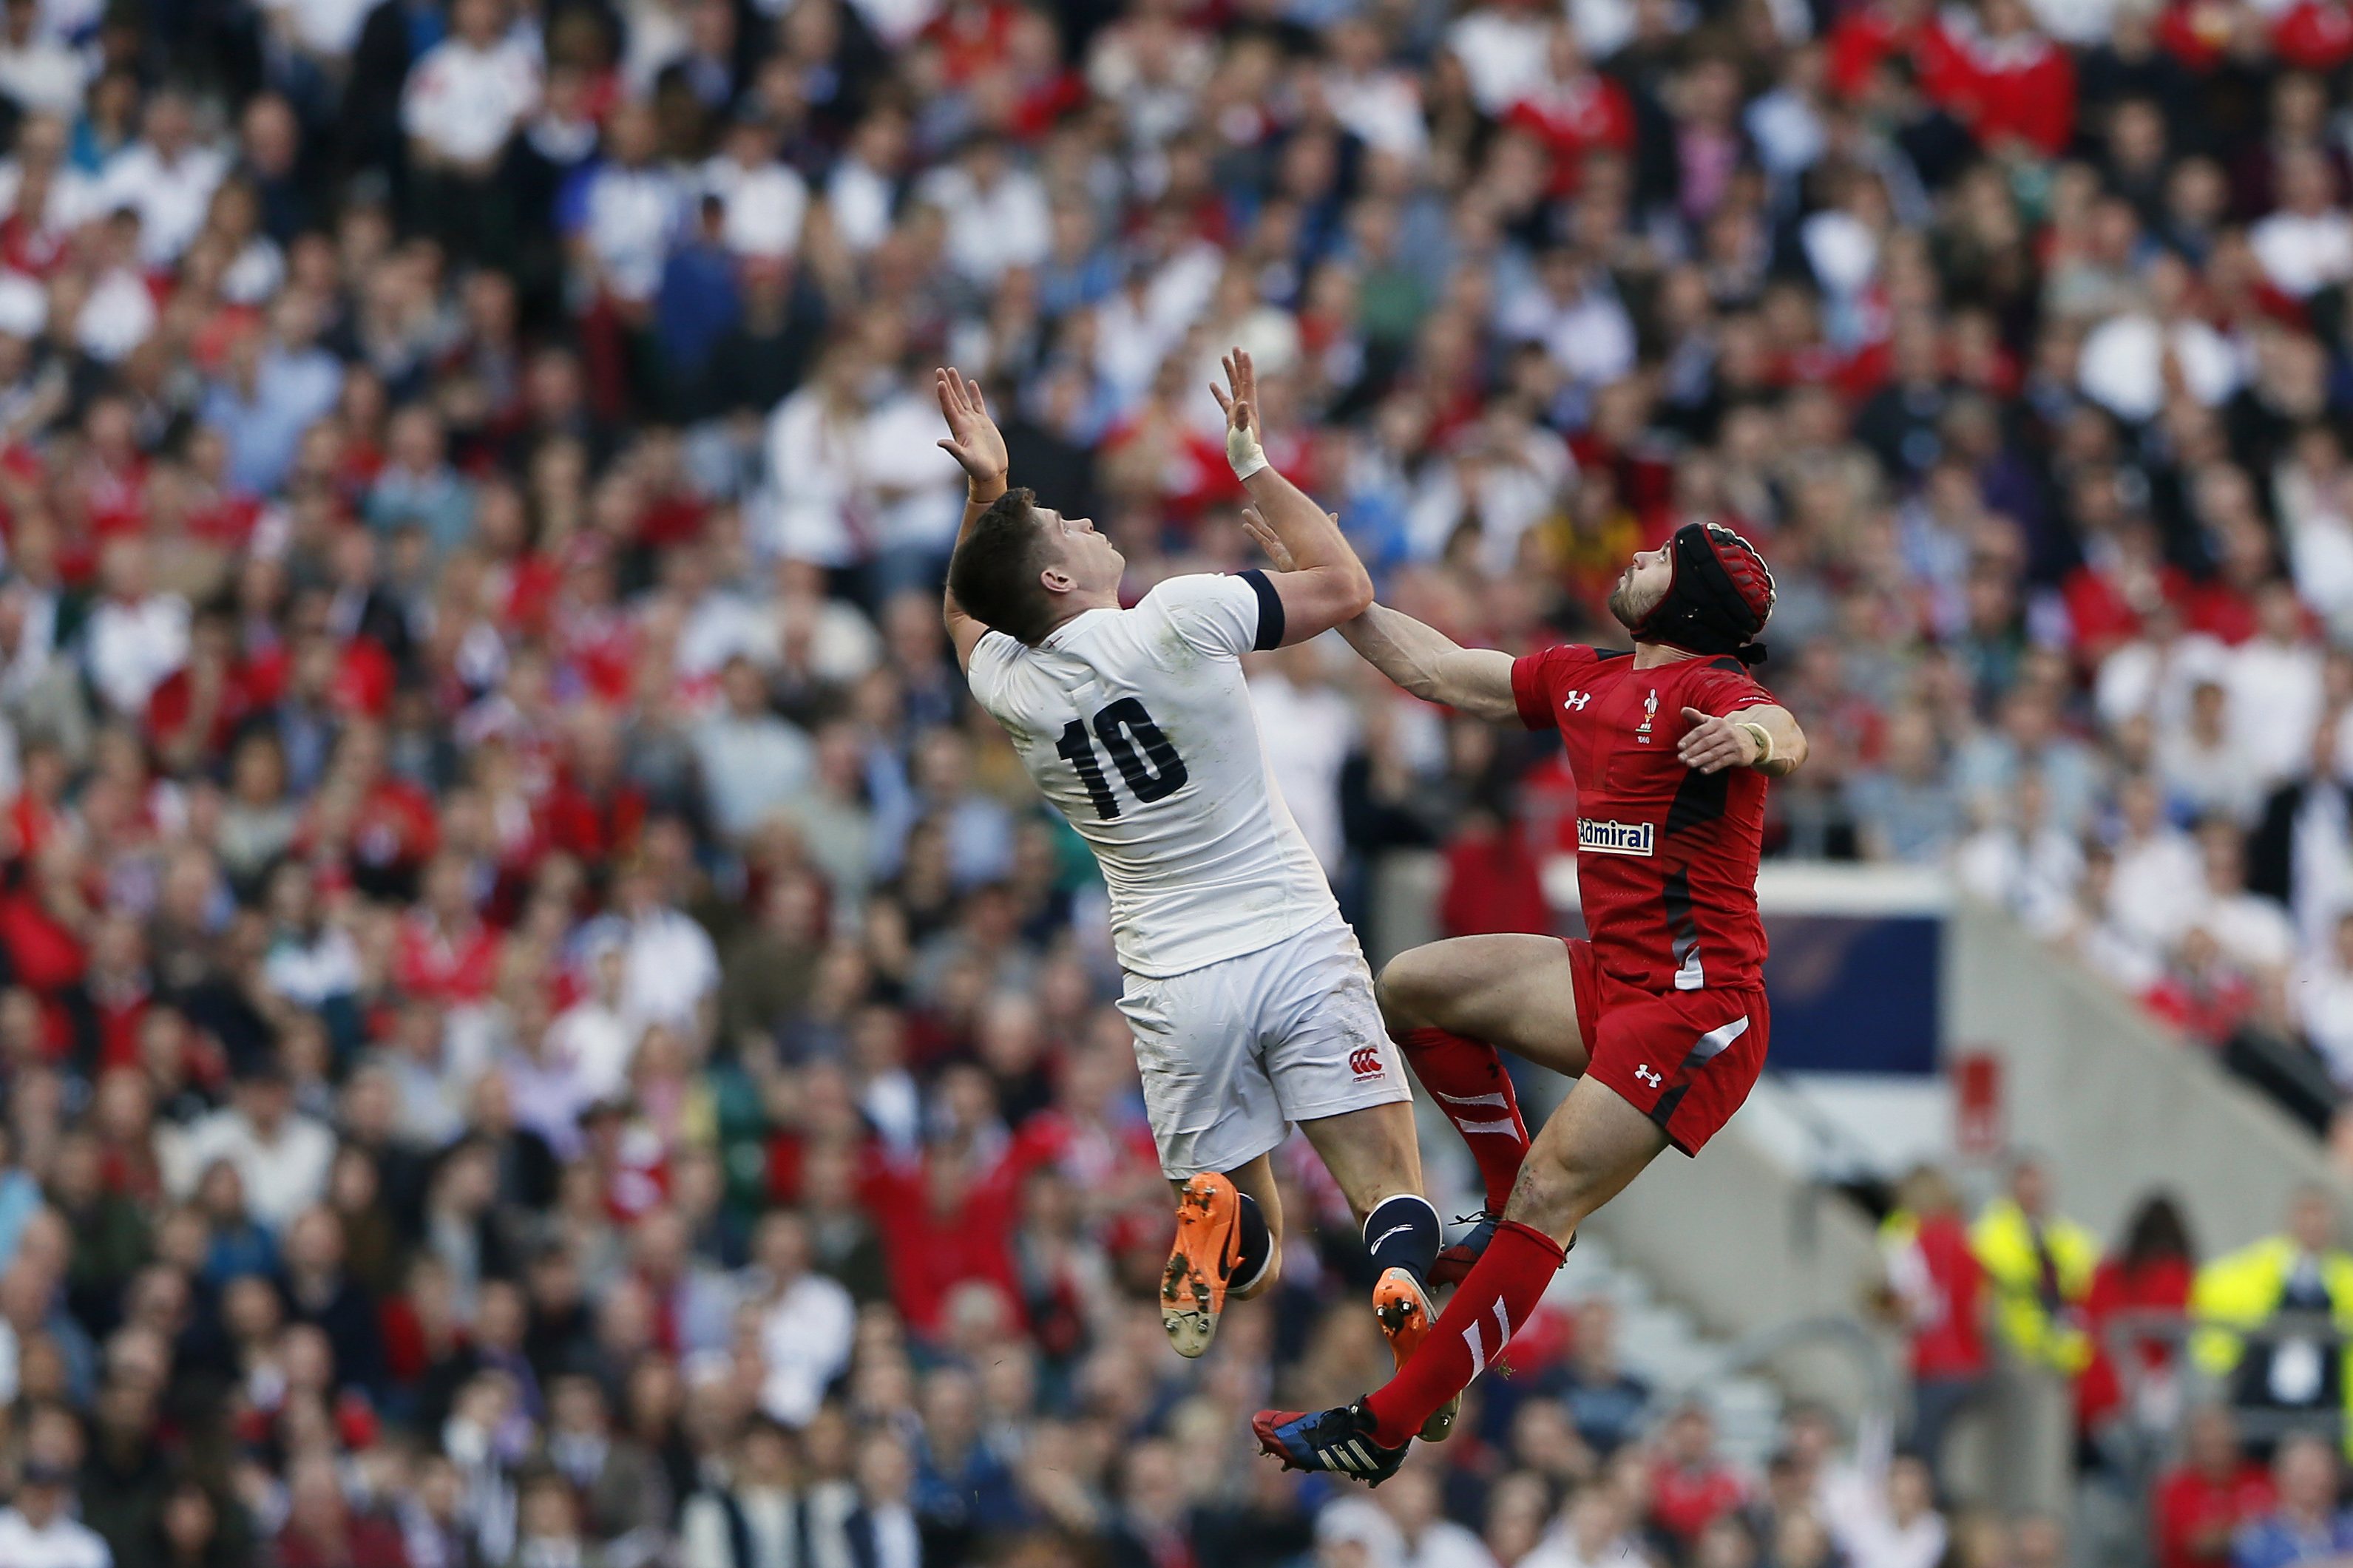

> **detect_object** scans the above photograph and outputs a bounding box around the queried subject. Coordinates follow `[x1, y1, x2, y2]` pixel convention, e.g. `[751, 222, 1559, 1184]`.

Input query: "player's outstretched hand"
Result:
[1210, 347, 1267, 478]
[1677, 707, 1759, 774]
[1240, 505, 1301, 572]
[935, 366, 1008, 484]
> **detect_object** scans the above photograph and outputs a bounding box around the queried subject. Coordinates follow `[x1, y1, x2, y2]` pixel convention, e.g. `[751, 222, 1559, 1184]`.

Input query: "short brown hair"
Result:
[947, 487, 1056, 645]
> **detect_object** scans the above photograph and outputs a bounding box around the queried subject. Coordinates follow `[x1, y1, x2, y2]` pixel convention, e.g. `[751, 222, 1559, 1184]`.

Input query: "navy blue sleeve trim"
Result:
[1239, 569, 1285, 651]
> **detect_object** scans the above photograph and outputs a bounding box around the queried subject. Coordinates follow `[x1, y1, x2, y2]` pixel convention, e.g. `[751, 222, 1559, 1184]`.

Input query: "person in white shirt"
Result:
[1951, 769, 2084, 934]
[2155, 679, 2264, 824]
[0, 0, 87, 117]
[402, 0, 541, 173]
[90, 89, 228, 267]
[1249, 639, 1358, 876]
[549, 935, 636, 1098]
[600, 862, 720, 1042]
[693, 654, 817, 841]
[2250, 148, 2353, 300]
[679, 1419, 805, 1567]
[702, 109, 809, 259]
[2225, 579, 2326, 793]
[826, 109, 907, 257]
[938, 354, 1446, 1391]
[847, 1433, 923, 1568]
[1517, 1482, 1650, 1568]
[2191, 820, 2298, 977]
[1831, 1454, 1948, 1568]
[1321, 15, 1428, 163]
[568, 99, 686, 310]
[748, 1210, 854, 1427]
[916, 134, 1051, 288]
[2293, 912, 2353, 1088]
[159, 1068, 335, 1231]
[0, 1463, 111, 1568]
[82, 536, 189, 718]
[2108, 773, 2209, 951]
[2076, 252, 2240, 423]
[1446, 0, 1552, 115]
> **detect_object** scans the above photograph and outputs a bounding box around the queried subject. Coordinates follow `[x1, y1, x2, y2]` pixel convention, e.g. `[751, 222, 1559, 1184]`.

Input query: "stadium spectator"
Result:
[2192, 1187, 2353, 1445]
[2233, 1434, 2353, 1568]
[1880, 1164, 1989, 1481]
[2156, 1407, 2278, 1568]
[2079, 1194, 2198, 1448]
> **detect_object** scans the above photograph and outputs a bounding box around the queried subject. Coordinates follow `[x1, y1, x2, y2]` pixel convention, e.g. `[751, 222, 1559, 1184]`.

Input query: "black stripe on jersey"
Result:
[1663, 869, 1700, 979]
[1665, 765, 1730, 838]
[1651, 1078, 1691, 1136]
[1708, 656, 1745, 672]
[1239, 569, 1285, 651]
[1596, 648, 1633, 661]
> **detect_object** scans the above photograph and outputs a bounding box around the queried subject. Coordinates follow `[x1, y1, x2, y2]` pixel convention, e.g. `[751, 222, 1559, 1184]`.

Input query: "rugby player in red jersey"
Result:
[1245, 516, 1809, 1483]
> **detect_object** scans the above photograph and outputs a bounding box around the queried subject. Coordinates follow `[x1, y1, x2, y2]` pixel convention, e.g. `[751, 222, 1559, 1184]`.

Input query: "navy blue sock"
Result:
[1233, 1192, 1275, 1291]
[1364, 1194, 1442, 1282]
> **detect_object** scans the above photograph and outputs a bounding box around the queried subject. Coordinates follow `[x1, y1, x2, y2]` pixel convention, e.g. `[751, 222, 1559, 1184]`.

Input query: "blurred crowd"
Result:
[1877, 1158, 2353, 1568]
[0, 0, 2352, 1544]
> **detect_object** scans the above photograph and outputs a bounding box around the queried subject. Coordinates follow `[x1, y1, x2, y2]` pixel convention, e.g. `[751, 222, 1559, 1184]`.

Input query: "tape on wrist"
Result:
[1736, 720, 1773, 764]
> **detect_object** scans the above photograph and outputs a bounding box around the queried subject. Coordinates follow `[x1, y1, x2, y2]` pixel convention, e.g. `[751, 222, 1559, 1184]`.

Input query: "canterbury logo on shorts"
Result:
[1348, 1046, 1385, 1079]
[1577, 818, 1655, 856]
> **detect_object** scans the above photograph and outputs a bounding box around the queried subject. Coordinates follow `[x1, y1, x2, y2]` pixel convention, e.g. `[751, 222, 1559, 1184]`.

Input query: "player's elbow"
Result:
[1337, 565, 1375, 620]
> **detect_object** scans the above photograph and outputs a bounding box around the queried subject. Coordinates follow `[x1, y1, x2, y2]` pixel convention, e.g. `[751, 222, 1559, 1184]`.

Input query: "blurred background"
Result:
[0, 0, 2346, 1559]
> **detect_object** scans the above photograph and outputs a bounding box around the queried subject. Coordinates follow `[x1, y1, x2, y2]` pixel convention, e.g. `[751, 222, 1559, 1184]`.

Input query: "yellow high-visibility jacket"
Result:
[1969, 1198, 2099, 1372]
[2189, 1236, 2353, 1443]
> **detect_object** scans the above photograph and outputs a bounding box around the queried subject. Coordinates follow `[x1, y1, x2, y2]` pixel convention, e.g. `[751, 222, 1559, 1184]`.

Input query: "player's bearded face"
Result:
[1607, 549, 1671, 629]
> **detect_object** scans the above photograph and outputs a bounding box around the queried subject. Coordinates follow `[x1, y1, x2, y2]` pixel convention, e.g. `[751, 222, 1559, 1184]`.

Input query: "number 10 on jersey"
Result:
[1054, 698, 1189, 819]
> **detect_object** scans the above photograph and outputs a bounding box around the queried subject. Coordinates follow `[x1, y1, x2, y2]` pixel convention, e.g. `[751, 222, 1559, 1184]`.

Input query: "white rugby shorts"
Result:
[1117, 913, 1409, 1178]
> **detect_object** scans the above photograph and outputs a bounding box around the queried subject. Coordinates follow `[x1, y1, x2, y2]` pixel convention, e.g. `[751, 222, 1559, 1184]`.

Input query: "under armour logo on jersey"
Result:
[1563, 691, 1591, 711]
[1635, 1064, 1662, 1088]
[1348, 1046, 1385, 1079]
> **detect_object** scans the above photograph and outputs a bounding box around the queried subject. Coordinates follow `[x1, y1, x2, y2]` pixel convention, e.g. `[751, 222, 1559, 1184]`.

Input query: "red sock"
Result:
[1364, 1220, 1565, 1447]
[1398, 1028, 1531, 1212]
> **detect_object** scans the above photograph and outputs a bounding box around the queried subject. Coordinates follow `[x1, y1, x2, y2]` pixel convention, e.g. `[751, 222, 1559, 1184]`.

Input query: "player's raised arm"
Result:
[935, 366, 1010, 670]
[1677, 703, 1809, 777]
[1239, 509, 1520, 724]
[1211, 349, 1372, 643]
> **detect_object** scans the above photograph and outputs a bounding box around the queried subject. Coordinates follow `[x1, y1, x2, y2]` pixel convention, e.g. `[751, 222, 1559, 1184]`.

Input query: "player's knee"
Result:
[1503, 1155, 1594, 1240]
[1374, 949, 1452, 1031]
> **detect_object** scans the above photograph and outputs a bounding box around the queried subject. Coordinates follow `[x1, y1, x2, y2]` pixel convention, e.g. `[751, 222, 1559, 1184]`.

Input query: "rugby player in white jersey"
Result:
[935, 353, 1451, 1430]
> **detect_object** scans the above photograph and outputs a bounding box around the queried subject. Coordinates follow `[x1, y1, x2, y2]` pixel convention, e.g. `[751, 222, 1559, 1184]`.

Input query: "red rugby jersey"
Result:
[1511, 645, 1777, 991]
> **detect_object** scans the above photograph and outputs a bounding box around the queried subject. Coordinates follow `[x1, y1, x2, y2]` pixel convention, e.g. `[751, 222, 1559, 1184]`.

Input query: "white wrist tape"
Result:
[1228, 429, 1268, 482]
[1736, 720, 1773, 764]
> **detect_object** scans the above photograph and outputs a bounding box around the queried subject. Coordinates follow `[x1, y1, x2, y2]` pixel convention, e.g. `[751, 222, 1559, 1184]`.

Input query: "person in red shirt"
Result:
[857, 1141, 1023, 1340]
[1503, 24, 1636, 197]
[2081, 1194, 2198, 1436]
[1880, 1165, 1989, 1475]
[2155, 1405, 2276, 1568]
[1650, 1403, 1750, 1549]
[391, 852, 504, 1005]
[1827, 0, 1932, 99]
[1257, 522, 1809, 1476]
[1917, 0, 2076, 158]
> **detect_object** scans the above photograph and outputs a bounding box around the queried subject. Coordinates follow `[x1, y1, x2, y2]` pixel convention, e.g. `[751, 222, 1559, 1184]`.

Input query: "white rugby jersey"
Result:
[966, 571, 1338, 978]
